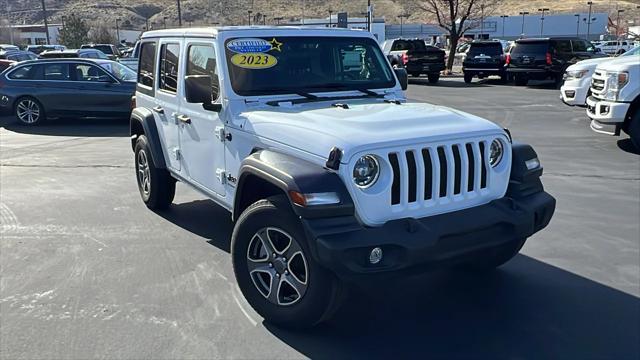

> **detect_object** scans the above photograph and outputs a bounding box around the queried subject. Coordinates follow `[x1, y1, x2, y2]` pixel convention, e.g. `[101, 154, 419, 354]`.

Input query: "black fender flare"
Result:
[507, 142, 545, 199]
[233, 150, 354, 220]
[130, 107, 167, 169]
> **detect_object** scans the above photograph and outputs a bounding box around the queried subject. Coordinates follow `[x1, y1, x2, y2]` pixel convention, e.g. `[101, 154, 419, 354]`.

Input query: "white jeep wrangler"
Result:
[130, 27, 555, 328]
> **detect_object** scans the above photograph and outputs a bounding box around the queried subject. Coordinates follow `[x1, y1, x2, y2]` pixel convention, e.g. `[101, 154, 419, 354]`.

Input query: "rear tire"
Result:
[232, 195, 344, 329]
[134, 135, 176, 210]
[514, 75, 528, 86]
[410, 72, 421, 77]
[463, 73, 473, 84]
[14, 97, 45, 126]
[427, 73, 440, 84]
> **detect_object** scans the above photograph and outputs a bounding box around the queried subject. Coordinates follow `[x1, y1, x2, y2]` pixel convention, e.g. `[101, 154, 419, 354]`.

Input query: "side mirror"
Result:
[394, 68, 408, 90]
[185, 75, 221, 112]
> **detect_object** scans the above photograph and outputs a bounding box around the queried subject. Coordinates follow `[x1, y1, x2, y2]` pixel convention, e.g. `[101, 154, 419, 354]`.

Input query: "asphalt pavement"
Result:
[1, 77, 638, 359]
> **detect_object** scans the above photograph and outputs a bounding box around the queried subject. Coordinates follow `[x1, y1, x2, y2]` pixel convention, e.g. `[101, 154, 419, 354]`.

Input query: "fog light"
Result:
[369, 247, 383, 264]
[565, 90, 575, 98]
[600, 105, 610, 115]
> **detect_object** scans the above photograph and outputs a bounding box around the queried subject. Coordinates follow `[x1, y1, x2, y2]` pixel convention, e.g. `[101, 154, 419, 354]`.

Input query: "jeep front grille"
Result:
[388, 141, 489, 206]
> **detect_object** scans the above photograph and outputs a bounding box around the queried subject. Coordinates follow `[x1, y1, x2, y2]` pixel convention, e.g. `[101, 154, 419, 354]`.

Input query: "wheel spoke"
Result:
[266, 227, 292, 255]
[283, 236, 302, 260]
[267, 274, 281, 304]
[255, 230, 276, 256]
[247, 258, 271, 274]
[281, 274, 307, 303]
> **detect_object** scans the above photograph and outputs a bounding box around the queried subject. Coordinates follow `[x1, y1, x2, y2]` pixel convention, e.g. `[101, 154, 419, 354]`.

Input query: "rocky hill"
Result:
[4, 0, 640, 30]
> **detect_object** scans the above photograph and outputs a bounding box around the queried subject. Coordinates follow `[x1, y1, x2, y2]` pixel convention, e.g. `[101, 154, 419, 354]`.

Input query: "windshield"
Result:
[623, 46, 640, 56]
[100, 61, 136, 81]
[84, 45, 113, 55]
[225, 36, 396, 96]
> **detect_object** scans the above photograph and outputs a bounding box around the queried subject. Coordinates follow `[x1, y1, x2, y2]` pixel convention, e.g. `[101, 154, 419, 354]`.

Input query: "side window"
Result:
[186, 44, 219, 101]
[555, 40, 572, 53]
[44, 63, 69, 80]
[391, 40, 408, 51]
[159, 43, 180, 93]
[8, 65, 39, 80]
[71, 63, 110, 82]
[572, 40, 587, 52]
[138, 41, 156, 88]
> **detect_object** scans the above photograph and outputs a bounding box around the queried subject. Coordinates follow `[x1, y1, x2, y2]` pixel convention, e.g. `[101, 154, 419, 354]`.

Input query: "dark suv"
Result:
[506, 37, 604, 87]
[463, 41, 507, 83]
[382, 38, 445, 83]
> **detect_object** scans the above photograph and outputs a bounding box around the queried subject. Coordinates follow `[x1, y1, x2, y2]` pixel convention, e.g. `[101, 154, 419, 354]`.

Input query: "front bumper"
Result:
[303, 192, 555, 281]
[586, 96, 629, 135]
[560, 78, 590, 106]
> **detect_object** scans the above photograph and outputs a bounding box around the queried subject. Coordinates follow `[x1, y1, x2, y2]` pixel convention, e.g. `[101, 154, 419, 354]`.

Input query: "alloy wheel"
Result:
[16, 99, 41, 124]
[137, 150, 151, 197]
[246, 227, 309, 306]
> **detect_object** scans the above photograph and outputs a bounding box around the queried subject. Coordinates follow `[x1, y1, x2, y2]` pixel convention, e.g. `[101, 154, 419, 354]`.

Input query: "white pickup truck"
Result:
[118, 41, 139, 71]
[587, 54, 640, 148]
[561, 46, 639, 106]
[596, 40, 635, 56]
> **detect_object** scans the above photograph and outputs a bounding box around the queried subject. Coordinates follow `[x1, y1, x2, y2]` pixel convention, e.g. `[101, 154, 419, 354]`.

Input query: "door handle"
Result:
[152, 106, 164, 114]
[177, 114, 191, 124]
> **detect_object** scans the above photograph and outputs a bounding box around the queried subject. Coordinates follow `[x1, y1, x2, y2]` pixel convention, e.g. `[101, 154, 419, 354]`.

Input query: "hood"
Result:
[240, 99, 504, 162]
[595, 55, 640, 72]
[568, 56, 614, 71]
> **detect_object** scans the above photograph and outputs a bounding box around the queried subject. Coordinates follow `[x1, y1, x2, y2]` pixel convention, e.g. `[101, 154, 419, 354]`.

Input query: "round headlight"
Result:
[489, 139, 504, 167]
[353, 155, 380, 188]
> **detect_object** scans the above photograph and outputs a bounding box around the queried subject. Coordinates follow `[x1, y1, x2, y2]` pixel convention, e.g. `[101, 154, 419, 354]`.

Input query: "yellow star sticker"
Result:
[269, 38, 283, 52]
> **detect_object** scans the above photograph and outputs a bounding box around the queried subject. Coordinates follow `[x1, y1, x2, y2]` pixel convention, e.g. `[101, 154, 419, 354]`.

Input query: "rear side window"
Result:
[572, 40, 588, 52]
[554, 40, 572, 53]
[8, 65, 38, 80]
[159, 43, 180, 93]
[186, 44, 219, 101]
[138, 42, 156, 88]
[511, 42, 549, 55]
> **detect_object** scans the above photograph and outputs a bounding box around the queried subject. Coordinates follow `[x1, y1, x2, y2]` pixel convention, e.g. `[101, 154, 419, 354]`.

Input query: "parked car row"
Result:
[382, 38, 445, 83]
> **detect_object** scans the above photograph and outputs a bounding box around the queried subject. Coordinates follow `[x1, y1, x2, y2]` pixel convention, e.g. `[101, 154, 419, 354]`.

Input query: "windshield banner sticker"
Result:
[230, 53, 278, 69]
[227, 38, 282, 54]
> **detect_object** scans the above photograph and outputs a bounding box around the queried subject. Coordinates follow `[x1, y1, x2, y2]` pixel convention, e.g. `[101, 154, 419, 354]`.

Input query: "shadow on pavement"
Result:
[0, 116, 129, 137]
[155, 199, 639, 359]
[617, 138, 640, 155]
[156, 199, 234, 253]
[525, 80, 559, 90]
[267, 256, 639, 359]
[409, 78, 491, 88]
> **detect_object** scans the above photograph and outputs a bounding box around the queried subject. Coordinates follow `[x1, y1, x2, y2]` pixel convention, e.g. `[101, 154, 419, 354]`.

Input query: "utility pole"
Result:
[248, 10, 252, 25]
[538, 8, 549, 36]
[301, 0, 305, 25]
[519, 11, 529, 38]
[575, 14, 580, 37]
[115, 18, 120, 44]
[328, 10, 333, 27]
[586, 1, 593, 41]
[499, 15, 508, 38]
[480, 4, 485, 39]
[367, 0, 371, 32]
[40, 0, 50, 44]
[176, 0, 183, 27]
[163, 16, 167, 29]
[398, 14, 409, 36]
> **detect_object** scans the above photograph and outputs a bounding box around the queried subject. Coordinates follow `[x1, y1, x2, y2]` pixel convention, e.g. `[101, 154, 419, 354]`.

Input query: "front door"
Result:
[178, 41, 226, 196]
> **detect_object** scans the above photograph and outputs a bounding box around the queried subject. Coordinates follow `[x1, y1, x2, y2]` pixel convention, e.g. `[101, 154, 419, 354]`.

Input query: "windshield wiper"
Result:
[266, 85, 384, 106]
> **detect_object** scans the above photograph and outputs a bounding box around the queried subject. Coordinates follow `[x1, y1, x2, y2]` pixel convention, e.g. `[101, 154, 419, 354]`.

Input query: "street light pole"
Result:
[176, 0, 183, 27]
[328, 10, 333, 27]
[519, 11, 529, 38]
[398, 14, 409, 36]
[538, 8, 549, 36]
[575, 14, 580, 37]
[480, 4, 485, 39]
[40, 0, 50, 44]
[115, 18, 120, 44]
[366, 0, 372, 32]
[163, 16, 167, 29]
[499, 15, 508, 38]
[586, 1, 593, 41]
[248, 10, 252, 25]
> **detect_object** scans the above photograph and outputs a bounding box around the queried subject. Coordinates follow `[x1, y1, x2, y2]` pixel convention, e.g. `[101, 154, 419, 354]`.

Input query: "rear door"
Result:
[70, 62, 133, 118]
[509, 41, 549, 69]
[155, 40, 183, 171]
[38, 63, 78, 116]
[136, 40, 181, 172]
[178, 41, 226, 196]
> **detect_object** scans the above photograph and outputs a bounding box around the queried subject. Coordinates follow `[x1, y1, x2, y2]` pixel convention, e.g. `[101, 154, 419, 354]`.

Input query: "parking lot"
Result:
[1, 77, 638, 359]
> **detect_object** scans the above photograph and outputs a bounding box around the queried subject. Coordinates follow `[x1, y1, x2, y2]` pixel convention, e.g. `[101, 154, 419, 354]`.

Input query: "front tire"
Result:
[231, 195, 344, 329]
[427, 72, 440, 84]
[514, 75, 528, 86]
[463, 73, 473, 84]
[625, 110, 640, 150]
[14, 97, 45, 125]
[134, 135, 176, 210]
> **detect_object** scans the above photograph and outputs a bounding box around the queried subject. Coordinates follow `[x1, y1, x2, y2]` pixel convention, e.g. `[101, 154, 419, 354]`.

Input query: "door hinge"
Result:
[216, 169, 226, 184]
[215, 126, 226, 142]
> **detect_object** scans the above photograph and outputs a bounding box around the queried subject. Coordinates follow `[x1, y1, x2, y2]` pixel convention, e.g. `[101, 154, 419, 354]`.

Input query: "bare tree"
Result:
[418, 0, 496, 71]
[88, 23, 117, 44]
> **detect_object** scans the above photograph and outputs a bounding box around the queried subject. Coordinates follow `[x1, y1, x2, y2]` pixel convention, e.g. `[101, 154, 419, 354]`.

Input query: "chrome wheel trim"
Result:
[16, 99, 40, 124]
[246, 227, 309, 306]
[137, 149, 151, 197]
